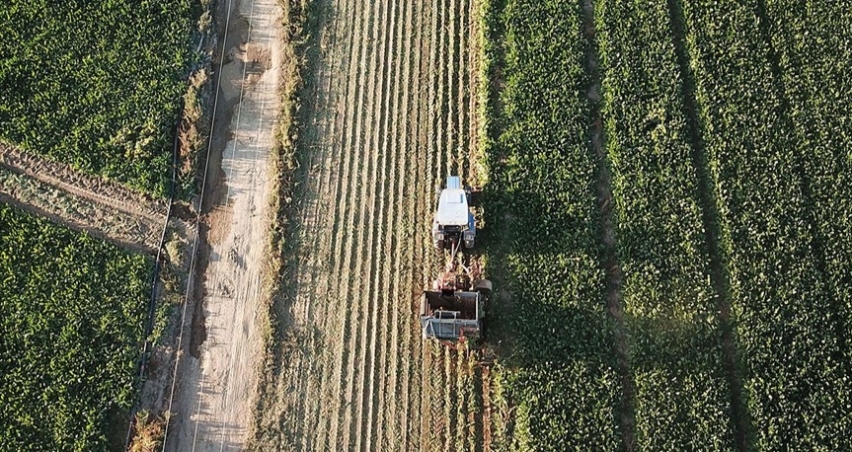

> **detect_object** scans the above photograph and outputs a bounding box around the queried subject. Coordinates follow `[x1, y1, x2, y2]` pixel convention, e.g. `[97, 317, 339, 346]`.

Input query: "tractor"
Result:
[421, 175, 491, 342]
[432, 176, 476, 250]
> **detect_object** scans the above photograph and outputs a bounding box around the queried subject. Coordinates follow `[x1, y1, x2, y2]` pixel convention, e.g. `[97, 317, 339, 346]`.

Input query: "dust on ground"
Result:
[161, 0, 283, 450]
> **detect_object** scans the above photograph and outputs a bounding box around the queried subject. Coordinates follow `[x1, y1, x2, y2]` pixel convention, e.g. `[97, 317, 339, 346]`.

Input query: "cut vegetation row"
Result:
[251, 0, 489, 450]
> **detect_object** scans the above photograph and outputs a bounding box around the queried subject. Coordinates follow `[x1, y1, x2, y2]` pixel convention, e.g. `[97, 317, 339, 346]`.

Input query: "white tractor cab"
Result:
[432, 176, 475, 250]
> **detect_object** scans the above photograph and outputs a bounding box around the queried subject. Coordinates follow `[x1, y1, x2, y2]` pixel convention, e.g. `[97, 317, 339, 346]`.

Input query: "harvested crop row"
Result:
[595, 0, 738, 448]
[251, 0, 484, 450]
[482, 0, 622, 449]
[0, 204, 151, 451]
[680, 0, 852, 448]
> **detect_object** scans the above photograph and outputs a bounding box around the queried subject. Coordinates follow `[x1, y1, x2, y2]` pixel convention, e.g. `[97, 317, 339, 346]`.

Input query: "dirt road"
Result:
[253, 0, 490, 450]
[162, 0, 282, 450]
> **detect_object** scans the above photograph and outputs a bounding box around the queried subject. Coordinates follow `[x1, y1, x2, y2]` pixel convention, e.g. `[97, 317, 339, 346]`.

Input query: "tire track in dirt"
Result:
[0, 167, 162, 254]
[0, 145, 169, 253]
[0, 145, 168, 221]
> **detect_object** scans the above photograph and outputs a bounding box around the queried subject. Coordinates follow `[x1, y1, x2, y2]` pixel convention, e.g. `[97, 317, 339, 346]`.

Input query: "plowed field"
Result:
[253, 0, 491, 450]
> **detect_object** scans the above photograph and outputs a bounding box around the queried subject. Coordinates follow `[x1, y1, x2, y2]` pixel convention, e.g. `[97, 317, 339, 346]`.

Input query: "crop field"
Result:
[482, 0, 852, 450]
[251, 0, 494, 450]
[0, 0, 193, 196]
[0, 0, 849, 450]
[0, 204, 151, 451]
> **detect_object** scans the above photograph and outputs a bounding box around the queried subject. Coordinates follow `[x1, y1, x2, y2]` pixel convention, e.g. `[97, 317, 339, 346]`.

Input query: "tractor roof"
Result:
[435, 188, 469, 226]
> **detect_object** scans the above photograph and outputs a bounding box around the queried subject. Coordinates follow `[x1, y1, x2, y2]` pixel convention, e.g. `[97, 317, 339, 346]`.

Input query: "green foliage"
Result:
[0, 205, 151, 451]
[486, 1, 621, 450]
[682, 0, 852, 448]
[0, 0, 193, 196]
[595, 0, 736, 449]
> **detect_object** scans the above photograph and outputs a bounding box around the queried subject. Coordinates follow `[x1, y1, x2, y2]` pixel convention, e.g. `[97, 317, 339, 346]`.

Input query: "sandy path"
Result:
[162, 0, 282, 450]
[252, 0, 488, 450]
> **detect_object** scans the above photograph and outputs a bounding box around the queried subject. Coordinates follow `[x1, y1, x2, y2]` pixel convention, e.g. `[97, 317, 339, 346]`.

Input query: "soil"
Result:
[250, 0, 496, 451]
[159, 0, 283, 450]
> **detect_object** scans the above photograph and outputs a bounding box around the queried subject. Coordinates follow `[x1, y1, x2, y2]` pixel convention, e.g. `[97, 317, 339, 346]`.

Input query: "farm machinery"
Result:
[432, 176, 476, 250]
[420, 176, 491, 342]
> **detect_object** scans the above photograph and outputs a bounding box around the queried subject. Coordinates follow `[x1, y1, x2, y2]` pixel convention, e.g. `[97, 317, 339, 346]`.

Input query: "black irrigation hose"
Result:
[123, 100, 183, 450]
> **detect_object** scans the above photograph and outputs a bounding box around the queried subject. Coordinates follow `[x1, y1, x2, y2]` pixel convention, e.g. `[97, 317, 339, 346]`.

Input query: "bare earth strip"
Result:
[0, 145, 168, 221]
[163, 0, 283, 450]
[0, 145, 166, 253]
[252, 0, 489, 451]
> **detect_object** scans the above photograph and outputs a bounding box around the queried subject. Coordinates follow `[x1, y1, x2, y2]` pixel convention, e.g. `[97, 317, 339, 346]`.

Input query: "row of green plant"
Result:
[483, 1, 622, 450]
[0, 0, 195, 196]
[763, 0, 852, 379]
[0, 205, 151, 451]
[595, 0, 737, 449]
[680, 0, 852, 449]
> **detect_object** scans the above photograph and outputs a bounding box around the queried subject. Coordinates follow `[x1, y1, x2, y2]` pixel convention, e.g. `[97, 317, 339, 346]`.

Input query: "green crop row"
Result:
[680, 0, 852, 448]
[0, 0, 194, 196]
[763, 0, 852, 367]
[0, 205, 151, 451]
[595, 0, 736, 449]
[485, 1, 621, 450]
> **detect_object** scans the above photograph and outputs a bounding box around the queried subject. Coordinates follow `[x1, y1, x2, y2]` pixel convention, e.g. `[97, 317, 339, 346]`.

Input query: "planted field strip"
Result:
[483, 0, 622, 449]
[762, 0, 852, 394]
[595, 0, 739, 449]
[679, 0, 852, 448]
[251, 0, 485, 450]
[0, 0, 192, 196]
[0, 204, 151, 451]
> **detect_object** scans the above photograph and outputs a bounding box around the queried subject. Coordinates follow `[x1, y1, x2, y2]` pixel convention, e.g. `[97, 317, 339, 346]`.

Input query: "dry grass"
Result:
[127, 410, 165, 452]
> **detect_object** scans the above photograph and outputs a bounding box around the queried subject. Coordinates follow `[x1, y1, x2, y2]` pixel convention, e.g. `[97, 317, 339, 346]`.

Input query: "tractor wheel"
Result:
[475, 279, 493, 293]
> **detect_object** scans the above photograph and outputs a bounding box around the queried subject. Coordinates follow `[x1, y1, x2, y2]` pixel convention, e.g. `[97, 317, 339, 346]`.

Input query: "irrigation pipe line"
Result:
[159, 0, 235, 449]
[123, 100, 181, 450]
